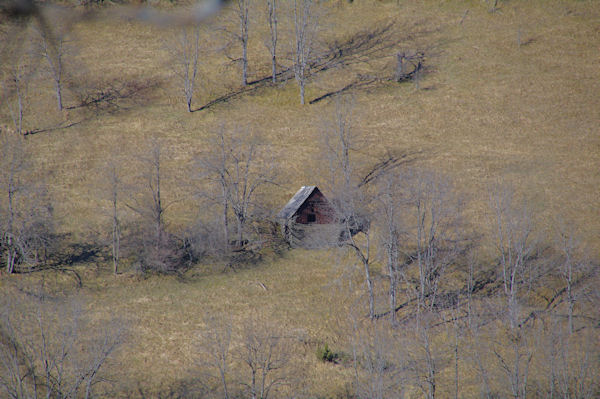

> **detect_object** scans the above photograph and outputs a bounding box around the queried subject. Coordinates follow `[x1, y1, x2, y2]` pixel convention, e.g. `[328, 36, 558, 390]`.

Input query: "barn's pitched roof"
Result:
[277, 186, 318, 220]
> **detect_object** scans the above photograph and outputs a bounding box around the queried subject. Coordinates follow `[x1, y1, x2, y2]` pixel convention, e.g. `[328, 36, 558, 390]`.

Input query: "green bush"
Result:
[316, 343, 339, 363]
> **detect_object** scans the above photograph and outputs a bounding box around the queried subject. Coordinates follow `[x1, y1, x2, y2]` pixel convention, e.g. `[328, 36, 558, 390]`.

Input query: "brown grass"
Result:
[1, 0, 599, 395]
[7, 0, 596, 243]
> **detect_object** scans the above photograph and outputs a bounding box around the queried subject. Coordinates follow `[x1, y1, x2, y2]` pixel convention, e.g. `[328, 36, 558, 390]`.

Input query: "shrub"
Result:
[316, 343, 339, 363]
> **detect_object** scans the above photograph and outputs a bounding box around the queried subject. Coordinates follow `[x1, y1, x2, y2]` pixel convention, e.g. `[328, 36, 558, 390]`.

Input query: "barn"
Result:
[276, 186, 339, 248]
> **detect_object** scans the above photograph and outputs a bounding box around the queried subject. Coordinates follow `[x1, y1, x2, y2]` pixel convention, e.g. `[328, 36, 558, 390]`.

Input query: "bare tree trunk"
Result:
[242, 46, 248, 86]
[424, 333, 436, 399]
[170, 26, 201, 112]
[237, 0, 250, 86]
[250, 369, 257, 399]
[377, 178, 400, 325]
[236, 216, 244, 247]
[324, 97, 377, 318]
[466, 261, 493, 399]
[291, 0, 317, 105]
[109, 164, 121, 275]
[222, 185, 229, 249]
[299, 78, 305, 105]
[412, 310, 437, 399]
[450, 301, 461, 399]
[198, 315, 232, 399]
[1, 130, 54, 275]
[347, 231, 374, 319]
[490, 185, 534, 330]
[413, 61, 422, 90]
[5, 72, 25, 135]
[267, 0, 278, 83]
[14, 81, 24, 135]
[37, 25, 65, 111]
[55, 80, 63, 112]
[363, 234, 374, 320]
[395, 52, 405, 81]
[112, 202, 120, 275]
[153, 144, 163, 251]
[387, 238, 397, 325]
[2, 26, 32, 136]
[127, 138, 182, 273]
[1, 130, 27, 274]
[555, 228, 588, 336]
[6, 172, 16, 274]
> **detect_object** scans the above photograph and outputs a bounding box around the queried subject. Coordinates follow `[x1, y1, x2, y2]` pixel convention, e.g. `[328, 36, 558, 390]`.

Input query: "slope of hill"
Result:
[1, 0, 599, 397]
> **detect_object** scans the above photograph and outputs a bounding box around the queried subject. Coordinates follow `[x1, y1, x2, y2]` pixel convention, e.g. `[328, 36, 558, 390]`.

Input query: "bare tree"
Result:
[404, 170, 465, 315]
[236, 0, 250, 86]
[220, 0, 252, 87]
[493, 327, 533, 399]
[265, 0, 278, 83]
[238, 318, 290, 399]
[169, 25, 202, 112]
[412, 313, 438, 399]
[321, 98, 376, 318]
[197, 315, 233, 399]
[448, 301, 462, 399]
[3, 68, 27, 136]
[0, 129, 26, 274]
[378, 170, 465, 399]
[0, 128, 54, 274]
[290, 0, 318, 105]
[196, 127, 232, 251]
[197, 126, 277, 249]
[352, 321, 406, 399]
[546, 321, 599, 399]
[34, 19, 67, 111]
[0, 290, 125, 399]
[321, 98, 379, 318]
[488, 184, 537, 399]
[554, 225, 593, 334]
[346, 224, 375, 319]
[105, 159, 123, 275]
[142, 139, 166, 253]
[374, 171, 405, 325]
[128, 138, 182, 273]
[489, 184, 536, 330]
[2, 27, 34, 136]
[465, 257, 494, 399]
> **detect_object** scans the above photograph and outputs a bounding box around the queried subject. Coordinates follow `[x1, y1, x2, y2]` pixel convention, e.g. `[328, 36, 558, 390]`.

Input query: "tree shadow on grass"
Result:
[23, 118, 85, 137]
[193, 19, 438, 112]
[21, 78, 160, 138]
[67, 78, 160, 115]
[192, 67, 294, 112]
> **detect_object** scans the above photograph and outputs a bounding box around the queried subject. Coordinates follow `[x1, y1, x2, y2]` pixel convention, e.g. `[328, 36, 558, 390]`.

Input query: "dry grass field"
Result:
[1, 0, 599, 397]
[8, 0, 599, 241]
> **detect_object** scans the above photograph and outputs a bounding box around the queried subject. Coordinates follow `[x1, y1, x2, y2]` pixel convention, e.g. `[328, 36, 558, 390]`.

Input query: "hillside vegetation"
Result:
[1, 0, 599, 398]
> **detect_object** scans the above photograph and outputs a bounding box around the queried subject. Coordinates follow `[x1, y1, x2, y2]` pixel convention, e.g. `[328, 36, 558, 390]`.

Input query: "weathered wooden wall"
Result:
[294, 190, 334, 224]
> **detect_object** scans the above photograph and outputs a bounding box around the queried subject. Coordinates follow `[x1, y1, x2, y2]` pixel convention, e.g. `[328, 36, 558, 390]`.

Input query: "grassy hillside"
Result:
[1, 0, 599, 397]
[3, 0, 597, 242]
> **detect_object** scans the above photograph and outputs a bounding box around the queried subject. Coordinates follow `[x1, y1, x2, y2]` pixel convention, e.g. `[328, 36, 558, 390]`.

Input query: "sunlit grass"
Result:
[1, 0, 599, 395]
